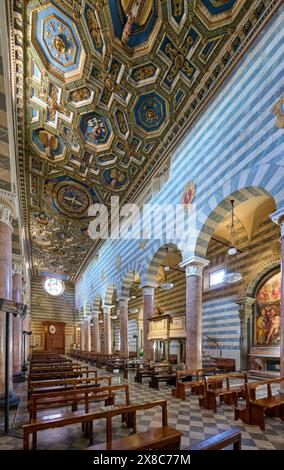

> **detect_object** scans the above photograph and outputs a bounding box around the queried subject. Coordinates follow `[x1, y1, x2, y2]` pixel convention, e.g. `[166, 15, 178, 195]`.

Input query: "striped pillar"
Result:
[85, 317, 91, 352]
[119, 298, 129, 358]
[80, 320, 85, 351]
[141, 283, 158, 361]
[103, 306, 112, 354]
[236, 297, 256, 370]
[0, 190, 19, 405]
[180, 257, 209, 370]
[92, 312, 100, 353]
[12, 262, 23, 377]
[270, 210, 284, 393]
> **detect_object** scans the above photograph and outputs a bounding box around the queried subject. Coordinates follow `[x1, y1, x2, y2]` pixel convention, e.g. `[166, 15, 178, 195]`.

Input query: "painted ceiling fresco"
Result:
[13, 0, 270, 278]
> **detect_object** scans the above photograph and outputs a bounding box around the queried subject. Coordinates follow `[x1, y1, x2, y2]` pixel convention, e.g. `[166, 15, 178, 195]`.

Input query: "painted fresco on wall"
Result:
[255, 272, 281, 345]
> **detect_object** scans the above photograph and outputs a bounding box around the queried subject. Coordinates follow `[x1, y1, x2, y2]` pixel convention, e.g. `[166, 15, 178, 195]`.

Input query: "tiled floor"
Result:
[0, 366, 283, 450]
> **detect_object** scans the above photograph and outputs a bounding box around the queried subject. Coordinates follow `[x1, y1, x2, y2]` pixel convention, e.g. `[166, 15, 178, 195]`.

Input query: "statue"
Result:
[154, 306, 164, 316]
[121, 0, 153, 44]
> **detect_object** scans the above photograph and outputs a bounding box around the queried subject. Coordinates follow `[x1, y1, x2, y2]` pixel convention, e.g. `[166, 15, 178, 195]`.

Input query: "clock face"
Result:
[49, 324, 56, 335]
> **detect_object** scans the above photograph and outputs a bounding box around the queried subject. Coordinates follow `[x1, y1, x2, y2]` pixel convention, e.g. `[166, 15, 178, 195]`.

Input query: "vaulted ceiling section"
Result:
[11, 0, 275, 278]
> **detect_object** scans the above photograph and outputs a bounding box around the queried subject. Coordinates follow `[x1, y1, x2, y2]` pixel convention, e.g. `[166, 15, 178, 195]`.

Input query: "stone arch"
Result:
[144, 242, 183, 285]
[245, 260, 280, 298]
[120, 267, 141, 300]
[84, 301, 91, 316]
[193, 164, 284, 259]
[103, 284, 117, 306]
[92, 293, 102, 313]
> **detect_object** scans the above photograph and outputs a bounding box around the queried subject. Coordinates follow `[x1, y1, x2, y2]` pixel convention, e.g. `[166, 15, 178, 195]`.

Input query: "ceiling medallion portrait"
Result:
[45, 177, 98, 219]
[12, 0, 274, 277]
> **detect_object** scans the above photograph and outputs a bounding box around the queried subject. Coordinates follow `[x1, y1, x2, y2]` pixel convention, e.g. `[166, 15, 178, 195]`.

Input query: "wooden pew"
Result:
[234, 377, 284, 430]
[28, 369, 97, 387]
[212, 358, 236, 373]
[149, 364, 175, 390]
[88, 427, 182, 450]
[172, 368, 217, 400]
[29, 384, 130, 423]
[189, 428, 242, 450]
[22, 399, 170, 450]
[28, 375, 112, 400]
[199, 373, 247, 412]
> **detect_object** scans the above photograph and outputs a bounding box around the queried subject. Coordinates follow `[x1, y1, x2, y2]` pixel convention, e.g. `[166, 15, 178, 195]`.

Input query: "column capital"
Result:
[0, 189, 15, 229]
[236, 296, 255, 321]
[12, 262, 23, 276]
[119, 297, 130, 307]
[140, 282, 158, 296]
[103, 304, 113, 313]
[270, 209, 284, 237]
[180, 256, 209, 277]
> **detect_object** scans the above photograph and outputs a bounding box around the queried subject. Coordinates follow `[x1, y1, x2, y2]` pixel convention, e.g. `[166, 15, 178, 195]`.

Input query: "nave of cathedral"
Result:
[0, 0, 283, 455]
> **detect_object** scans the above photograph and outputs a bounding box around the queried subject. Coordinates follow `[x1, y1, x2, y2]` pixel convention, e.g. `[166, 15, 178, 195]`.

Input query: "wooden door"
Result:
[43, 321, 65, 354]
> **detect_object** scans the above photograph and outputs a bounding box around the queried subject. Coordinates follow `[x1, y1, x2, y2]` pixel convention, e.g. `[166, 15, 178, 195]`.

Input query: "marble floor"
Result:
[0, 366, 283, 450]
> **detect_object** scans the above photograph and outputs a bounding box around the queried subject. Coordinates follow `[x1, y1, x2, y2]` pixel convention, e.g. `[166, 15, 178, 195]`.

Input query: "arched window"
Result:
[44, 277, 65, 296]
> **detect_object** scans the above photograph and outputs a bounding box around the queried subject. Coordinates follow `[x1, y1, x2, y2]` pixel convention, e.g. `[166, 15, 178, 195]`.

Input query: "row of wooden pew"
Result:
[23, 351, 244, 450]
[70, 351, 284, 431]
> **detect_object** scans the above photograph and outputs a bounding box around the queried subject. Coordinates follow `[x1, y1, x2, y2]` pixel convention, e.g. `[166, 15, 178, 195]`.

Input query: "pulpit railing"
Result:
[202, 334, 222, 360]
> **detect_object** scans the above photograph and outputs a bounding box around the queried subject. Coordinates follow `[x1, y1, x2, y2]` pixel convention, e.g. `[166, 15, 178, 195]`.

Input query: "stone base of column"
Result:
[0, 390, 20, 408]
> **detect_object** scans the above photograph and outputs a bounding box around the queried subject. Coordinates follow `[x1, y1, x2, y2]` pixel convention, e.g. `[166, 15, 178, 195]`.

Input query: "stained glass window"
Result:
[44, 277, 65, 296]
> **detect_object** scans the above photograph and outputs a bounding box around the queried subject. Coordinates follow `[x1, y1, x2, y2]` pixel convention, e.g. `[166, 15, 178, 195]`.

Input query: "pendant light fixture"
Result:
[160, 247, 173, 290]
[223, 200, 243, 284]
[131, 270, 137, 299]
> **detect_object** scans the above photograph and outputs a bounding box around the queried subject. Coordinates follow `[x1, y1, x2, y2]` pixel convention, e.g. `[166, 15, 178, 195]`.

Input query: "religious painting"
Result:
[181, 181, 196, 209]
[255, 272, 281, 346]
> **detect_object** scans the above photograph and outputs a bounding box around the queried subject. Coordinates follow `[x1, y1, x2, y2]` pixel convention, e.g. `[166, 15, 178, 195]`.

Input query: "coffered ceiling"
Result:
[11, 0, 273, 278]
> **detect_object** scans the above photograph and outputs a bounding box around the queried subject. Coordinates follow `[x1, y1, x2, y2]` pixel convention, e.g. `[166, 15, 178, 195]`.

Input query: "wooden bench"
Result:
[189, 428, 242, 450]
[29, 384, 129, 421]
[149, 365, 175, 390]
[212, 358, 236, 373]
[135, 367, 154, 384]
[172, 368, 217, 400]
[28, 375, 112, 400]
[22, 399, 169, 450]
[199, 373, 247, 412]
[234, 377, 284, 430]
[88, 426, 182, 450]
[28, 368, 97, 387]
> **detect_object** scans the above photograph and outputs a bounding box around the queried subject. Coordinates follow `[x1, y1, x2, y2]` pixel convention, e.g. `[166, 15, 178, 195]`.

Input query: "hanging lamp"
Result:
[160, 247, 173, 289]
[223, 200, 243, 284]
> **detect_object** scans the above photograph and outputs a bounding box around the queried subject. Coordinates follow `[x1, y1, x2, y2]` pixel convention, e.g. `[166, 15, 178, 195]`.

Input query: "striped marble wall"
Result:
[76, 8, 284, 311]
[75, 8, 284, 360]
[30, 276, 75, 352]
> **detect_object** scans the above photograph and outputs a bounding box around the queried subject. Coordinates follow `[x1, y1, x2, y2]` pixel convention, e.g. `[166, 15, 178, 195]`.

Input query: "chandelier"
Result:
[223, 200, 243, 284]
[160, 247, 173, 290]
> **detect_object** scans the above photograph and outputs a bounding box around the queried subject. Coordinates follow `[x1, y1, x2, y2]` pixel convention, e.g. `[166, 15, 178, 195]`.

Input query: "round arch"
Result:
[245, 260, 280, 299]
[120, 269, 141, 300]
[195, 186, 275, 260]
[144, 243, 183, 285]
[92, 293, 102, 313]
